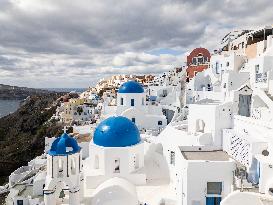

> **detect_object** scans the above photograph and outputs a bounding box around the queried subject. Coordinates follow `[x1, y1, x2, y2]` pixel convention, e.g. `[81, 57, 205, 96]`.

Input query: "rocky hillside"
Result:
[0, 93, 65, 183]
[0, 84, 50, 100]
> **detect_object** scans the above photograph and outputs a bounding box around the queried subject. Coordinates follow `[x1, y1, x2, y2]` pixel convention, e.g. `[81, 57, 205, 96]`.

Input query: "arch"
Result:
[196, 119, 205, 133]
[71, 158, 76, 175]
[120, 107, 144, 126]
[144, 143, 170, 182]
[58, 159, 64, 178]
[91, 177, 138, 205]
[155, 143, 163, 154]
[114, 158, 120, 173]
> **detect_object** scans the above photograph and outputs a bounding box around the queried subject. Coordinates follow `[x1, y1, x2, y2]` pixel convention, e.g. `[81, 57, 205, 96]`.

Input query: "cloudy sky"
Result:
[0, 0, 272, 88]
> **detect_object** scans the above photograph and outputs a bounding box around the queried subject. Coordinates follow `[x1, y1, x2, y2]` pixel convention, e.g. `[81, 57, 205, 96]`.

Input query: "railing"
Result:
[255, 72, 268, 83]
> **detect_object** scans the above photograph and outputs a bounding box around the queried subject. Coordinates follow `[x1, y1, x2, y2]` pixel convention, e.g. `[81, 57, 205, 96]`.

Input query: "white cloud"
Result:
[0, 0, 272, 87]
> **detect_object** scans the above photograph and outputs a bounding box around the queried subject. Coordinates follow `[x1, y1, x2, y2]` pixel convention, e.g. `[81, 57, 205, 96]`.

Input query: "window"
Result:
[192, 57, 197, 65]
[120, 97, 124, 105]
[158, 121, 162, 125]
[197, 54, 204, 64]
[131, 99, 135, 106]
[94, 155, 99, 169]
[114, 159, 120, 173]
[134, 154, 139, 169]
[142, 97, 144, 105]
[226, 62, 229, 67]
[17, 200, 23, 205]
[71, 158, 76, 175]
[132, 118, 135, 123]
[207, 182, 222, 195]
[255, 65, 260, 73]
[215, 62, 220, 74]
[170, 151, 175, 165]
[58, 159, 63, 174]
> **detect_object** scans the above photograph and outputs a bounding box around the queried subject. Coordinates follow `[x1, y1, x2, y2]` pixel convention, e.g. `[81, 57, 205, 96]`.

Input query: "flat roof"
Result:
[180, 150, 230, 161]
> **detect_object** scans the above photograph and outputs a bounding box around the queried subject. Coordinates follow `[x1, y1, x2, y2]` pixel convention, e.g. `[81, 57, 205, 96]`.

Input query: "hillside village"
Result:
[1, 25, 273, 205]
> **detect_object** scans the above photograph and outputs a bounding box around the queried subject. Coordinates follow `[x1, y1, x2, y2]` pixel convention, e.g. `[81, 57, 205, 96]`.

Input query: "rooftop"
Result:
[180, 150, 231, 161]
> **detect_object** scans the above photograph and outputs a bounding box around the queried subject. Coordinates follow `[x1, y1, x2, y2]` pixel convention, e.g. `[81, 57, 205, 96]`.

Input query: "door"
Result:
[238, 94, 251, 117]
[163, 89, 167, 97]
[206, 197, 221, 205]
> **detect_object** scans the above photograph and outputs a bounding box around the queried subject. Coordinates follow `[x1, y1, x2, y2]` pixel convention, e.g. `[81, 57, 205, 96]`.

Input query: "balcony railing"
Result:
[255, 72, 268, 83]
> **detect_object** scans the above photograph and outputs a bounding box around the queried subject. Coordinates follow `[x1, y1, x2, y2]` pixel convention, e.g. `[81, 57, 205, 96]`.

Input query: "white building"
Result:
[176, 149, 235, 205]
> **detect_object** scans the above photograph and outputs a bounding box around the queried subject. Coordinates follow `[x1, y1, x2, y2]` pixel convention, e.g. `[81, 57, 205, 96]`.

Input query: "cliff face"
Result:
[0, 84, 49, 100]
[0, 93, 64, 180]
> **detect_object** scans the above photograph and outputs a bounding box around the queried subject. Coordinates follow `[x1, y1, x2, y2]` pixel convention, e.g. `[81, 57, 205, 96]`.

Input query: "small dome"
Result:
[48, 133, 81, 156]
[93, 116, 141, 147]
[92, 177, 138, 205]
[118, 81, 144, 93]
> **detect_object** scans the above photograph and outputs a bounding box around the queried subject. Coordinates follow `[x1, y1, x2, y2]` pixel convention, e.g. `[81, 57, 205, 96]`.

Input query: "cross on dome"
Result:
[62, 126, 68, 133]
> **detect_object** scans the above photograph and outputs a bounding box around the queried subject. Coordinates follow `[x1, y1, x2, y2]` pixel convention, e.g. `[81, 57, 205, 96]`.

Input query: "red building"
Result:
[186, 48, 211, 81]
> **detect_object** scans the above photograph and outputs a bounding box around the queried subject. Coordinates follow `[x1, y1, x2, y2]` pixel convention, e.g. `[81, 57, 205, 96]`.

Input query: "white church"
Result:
[42, 116, 147, 205]
[102, 80, 167, 132]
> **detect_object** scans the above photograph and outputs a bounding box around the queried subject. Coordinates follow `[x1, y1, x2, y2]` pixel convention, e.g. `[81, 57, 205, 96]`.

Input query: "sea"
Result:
[0, 100, 21, 118]
[43, 88, 86, 93]
[0, 88, 86, 118]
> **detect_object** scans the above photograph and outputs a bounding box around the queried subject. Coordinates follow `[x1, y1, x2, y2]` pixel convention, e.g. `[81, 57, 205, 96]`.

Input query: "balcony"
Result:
[255, 72, 268, 83]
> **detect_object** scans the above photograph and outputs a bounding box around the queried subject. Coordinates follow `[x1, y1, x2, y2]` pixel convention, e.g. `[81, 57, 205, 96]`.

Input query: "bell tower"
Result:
[44, 131, 83, 205]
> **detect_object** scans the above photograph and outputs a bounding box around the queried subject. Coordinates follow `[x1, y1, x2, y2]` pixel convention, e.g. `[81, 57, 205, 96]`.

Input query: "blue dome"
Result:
[118, 81, 144, 93]
[93, 116, 141, 147]
[48, 133, 81, 156]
